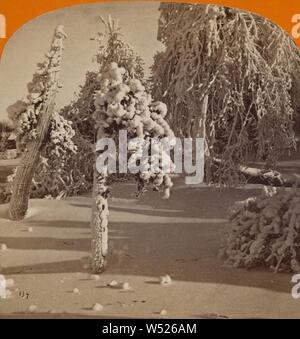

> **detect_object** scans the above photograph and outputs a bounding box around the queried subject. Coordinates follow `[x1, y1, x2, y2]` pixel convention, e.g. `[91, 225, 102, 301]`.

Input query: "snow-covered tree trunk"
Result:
[91, 122, 109, 273]
[9, 26, 67, 220]
[9, 104, 55, 220]
[91, 168, 109, 273]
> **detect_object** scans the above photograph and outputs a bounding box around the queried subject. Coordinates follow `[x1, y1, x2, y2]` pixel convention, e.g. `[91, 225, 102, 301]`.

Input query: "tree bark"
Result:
[90, 123, 109, 273]
[91, 167, 109, 273]
[197, 95, 211, 181]
[9, 102, 55, 220]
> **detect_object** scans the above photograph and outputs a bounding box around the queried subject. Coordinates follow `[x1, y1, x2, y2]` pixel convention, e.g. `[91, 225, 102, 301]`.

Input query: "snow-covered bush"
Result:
[0, 120, 15, 159]
[30, 111, 77, 198]
[1, 111, 77, 200]
[220, 187, 300, 273]
[0, 183, 11, 204]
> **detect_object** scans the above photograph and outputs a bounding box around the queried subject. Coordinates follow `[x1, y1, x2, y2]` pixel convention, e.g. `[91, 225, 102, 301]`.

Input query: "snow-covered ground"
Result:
[0, 179, 299, 319]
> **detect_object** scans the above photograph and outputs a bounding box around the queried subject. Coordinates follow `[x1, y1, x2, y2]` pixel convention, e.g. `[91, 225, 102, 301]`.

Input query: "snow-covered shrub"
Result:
[0, 183, 11, 204]
[1, 111, 77, 200]
[0, 168, 16, 204]
[220, 187, 300, 273]
[6, 105, 77, 200]
[30, 111, 77, 198]
[50, 71, 100, 197]
[0, 120, 15, 159]
[48, 111, 77, 156]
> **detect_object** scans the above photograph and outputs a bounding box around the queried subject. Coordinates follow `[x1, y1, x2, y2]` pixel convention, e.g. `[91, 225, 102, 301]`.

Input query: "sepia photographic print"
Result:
[0, 1, 300, 321]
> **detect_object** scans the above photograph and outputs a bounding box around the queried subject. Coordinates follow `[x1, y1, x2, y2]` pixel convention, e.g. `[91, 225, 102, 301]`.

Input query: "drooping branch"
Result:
[152, 3, 300, 185]
[213, 158, 300, 187]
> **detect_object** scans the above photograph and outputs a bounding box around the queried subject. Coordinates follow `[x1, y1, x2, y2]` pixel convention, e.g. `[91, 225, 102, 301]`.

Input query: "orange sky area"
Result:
[0, 0, 299, 56]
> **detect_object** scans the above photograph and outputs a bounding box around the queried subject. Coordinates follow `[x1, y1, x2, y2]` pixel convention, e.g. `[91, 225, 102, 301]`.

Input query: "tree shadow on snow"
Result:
[0, 182, 293, 294]
[1, 218, 293, 294]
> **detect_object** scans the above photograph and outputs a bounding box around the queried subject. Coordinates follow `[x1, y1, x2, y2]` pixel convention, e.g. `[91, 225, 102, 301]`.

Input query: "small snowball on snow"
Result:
[0, 244, 7, 251]
[122, 282, 131, 291]
[160, 309, 168, 316]
[28, 305, 38, 313]
[159, 275, 172, 286]
[83, 264, 90, 270]
[108, 280, 118, 288]
[90, 274, 100, 281]
[93, 303, 104, 312]
[72, 288, 80, 294]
